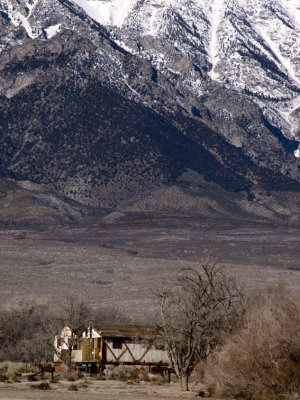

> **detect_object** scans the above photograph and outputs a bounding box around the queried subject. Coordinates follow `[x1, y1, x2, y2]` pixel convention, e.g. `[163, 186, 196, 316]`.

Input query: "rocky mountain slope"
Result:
[0, 0, 299, 221]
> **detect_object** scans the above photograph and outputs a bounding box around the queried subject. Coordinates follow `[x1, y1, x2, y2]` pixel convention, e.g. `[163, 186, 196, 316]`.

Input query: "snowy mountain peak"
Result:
[1, 0, 300, 214]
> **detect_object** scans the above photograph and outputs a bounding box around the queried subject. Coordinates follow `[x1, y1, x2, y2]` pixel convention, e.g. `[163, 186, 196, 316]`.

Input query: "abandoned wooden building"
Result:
[54, 325, 170, 372]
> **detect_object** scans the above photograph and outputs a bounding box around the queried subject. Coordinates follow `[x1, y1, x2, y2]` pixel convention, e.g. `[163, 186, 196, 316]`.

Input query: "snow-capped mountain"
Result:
[85, 0, 300, 136]
[0, 0, 299, 220]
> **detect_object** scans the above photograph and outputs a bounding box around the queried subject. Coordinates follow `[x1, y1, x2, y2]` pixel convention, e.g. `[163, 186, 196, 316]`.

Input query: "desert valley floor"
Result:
[0, 213, 299, 322]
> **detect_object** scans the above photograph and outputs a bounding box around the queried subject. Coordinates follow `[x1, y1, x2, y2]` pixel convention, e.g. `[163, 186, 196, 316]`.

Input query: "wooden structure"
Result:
[54, 325, 170, 372]
[41, 365, 55, 379]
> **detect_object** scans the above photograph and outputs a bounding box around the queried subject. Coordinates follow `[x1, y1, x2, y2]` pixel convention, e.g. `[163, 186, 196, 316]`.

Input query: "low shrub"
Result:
[27, 374, 38, 382]
[0, 362, 26, 379]
[0, 373, 8, 382]
[78, 381, 89, 388]
[0, 362, 8, 374]
[63, 372, 78, 381]
[7, 362, 27, 377]
[30, 382, 51, 390]
[68, 383, 78, 391]
[126, 380, 137, 385]
[107, 365, 139, 382]
[205, 286, 300, 398]
[139, 372, 151, 382]
[149, 374, 166, 385]
[206, 383, 216, 397]
[50, 375, 61, 384]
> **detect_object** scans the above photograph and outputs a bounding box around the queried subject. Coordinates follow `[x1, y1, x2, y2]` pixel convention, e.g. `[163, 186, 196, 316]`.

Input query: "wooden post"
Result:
[100, 362, 105, 375]
[168, 368, 171, 383]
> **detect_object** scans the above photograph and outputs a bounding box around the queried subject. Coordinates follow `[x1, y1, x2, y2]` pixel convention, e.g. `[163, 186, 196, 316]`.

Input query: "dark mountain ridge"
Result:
[0, 0, 299, 222]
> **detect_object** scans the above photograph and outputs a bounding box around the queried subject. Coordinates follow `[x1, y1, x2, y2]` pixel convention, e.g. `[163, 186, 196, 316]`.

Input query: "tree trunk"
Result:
[179, 374, 189, 391]
[67, 347, 72, 373]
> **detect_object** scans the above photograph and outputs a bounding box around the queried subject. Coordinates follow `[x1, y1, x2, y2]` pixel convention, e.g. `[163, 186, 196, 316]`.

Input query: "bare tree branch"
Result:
[154, 253, 245, 391]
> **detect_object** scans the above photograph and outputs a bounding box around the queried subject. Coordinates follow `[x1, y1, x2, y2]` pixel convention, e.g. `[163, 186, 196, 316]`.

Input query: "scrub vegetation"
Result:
[0, 262, 298, 399]
[205, 285, 300, 399]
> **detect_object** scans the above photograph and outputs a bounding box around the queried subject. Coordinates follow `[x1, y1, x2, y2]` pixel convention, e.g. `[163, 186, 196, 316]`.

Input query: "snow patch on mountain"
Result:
[26, 0, 40, 17]
[70, 0, 136, 26]
[207, 0, 224, 80]
[144, 3, 161, 37]
[45, 23, 61, 39]
[17, 11, 36, 37]
[277, 0, 300, 29]
[256, 25, 300, 86]
[0, 0, 38, 38]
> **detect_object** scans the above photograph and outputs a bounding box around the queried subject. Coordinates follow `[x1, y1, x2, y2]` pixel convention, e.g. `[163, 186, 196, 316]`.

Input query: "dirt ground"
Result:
[0, 379, 200, 400]
[0, 215, 299, 322]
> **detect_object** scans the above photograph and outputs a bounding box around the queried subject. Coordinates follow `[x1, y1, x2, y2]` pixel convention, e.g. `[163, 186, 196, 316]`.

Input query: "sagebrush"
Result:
[205, 286, 300, 398]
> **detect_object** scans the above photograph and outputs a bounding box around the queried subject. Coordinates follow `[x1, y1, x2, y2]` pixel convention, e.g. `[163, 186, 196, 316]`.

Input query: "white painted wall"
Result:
[105, 339, 169, 363]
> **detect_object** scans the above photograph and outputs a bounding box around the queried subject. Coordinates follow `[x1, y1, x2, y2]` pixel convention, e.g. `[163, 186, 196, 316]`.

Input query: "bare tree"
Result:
[0, 300, 54, 364]
[0, 297, 102, 371]
[0, 301, 46, 363]
[155, 255, 244, 391]
[54, 297, 93, 371]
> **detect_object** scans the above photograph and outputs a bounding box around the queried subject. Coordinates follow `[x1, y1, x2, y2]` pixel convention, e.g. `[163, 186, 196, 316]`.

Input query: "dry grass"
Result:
[0, 362, 26, 376]
[68, 383, 78, 391]
[0, 378, 197, 399]
[30, 382, 52, 390]
[102, 365, 169, 385]
[0, 362, 27, 382]
[107, 365, 140, 382]
[63, 372, 80, 381]
[205, 285, 300, 399]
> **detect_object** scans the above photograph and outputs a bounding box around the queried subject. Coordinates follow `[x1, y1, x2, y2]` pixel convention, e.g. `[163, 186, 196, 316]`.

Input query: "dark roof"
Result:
[94, 325, 154, 338]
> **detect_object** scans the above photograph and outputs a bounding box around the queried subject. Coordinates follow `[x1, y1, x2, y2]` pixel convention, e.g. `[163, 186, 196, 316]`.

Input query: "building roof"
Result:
[95, 325, 154, 339]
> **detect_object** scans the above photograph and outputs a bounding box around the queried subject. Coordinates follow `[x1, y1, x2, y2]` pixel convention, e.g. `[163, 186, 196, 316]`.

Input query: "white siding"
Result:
[105, 340, 169, 363]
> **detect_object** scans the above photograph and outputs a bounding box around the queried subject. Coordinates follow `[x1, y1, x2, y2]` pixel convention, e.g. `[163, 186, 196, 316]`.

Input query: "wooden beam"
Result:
[104, 341, 119, 362]
[137, 345, 152, 363]
[123, 341, 136, 363]
[116, 346, 129, 362]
